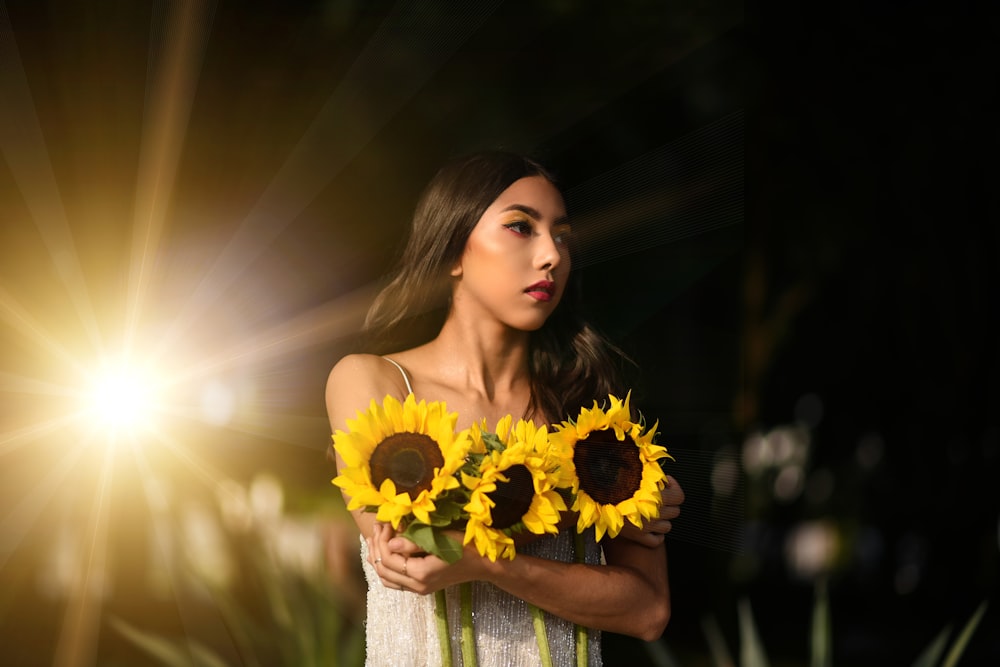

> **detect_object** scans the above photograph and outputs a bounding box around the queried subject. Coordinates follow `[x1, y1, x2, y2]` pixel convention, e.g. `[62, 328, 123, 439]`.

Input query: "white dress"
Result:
[359, 531, 604, 667]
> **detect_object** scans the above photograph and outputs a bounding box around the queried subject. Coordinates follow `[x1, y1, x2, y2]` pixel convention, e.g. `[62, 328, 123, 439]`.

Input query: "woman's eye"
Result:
[553, 227, 572, 245]
[504, 221, 532, 236]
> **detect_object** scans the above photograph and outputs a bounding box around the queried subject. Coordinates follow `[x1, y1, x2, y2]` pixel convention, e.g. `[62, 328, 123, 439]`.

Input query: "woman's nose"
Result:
[536, 234, 563, 271]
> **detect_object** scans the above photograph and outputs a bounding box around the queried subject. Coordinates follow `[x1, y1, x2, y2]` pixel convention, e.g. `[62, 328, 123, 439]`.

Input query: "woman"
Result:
[326, 151, 684, 666]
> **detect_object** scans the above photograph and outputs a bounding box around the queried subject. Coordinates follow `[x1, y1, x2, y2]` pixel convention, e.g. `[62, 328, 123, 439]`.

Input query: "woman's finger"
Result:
[662, 476, 685, 506]
[387, 535, 427, 556]
[370, 524, 417, 588]
[659, 504, 681, 520]
[646, 519, 673, 535]
[635, 531, 665, 548]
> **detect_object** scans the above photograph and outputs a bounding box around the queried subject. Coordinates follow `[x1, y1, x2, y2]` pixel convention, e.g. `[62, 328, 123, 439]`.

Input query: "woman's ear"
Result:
[450, 261, 463, 278]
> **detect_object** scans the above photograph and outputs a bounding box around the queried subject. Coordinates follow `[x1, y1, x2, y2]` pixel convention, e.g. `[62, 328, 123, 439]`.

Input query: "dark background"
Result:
[1, 1, 996, 665]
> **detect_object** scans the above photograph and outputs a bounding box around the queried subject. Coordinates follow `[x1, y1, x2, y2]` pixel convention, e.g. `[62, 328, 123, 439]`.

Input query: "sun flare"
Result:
[81, 359, 163, 436]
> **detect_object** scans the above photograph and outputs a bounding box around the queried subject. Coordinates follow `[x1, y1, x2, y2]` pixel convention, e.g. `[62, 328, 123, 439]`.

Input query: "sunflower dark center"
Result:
[573, 430, 643, 505]
[369, 433, 444, 496]
[486, 464, 534, 530]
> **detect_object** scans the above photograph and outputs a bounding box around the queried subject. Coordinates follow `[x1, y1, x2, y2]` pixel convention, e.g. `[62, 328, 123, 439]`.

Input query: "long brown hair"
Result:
[362, 151, 629, 421]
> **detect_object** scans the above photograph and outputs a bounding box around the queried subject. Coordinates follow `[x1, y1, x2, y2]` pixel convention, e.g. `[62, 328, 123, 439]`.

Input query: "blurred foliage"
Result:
[110, 561, 364, 667]
[646, 584, 986, 667]
[108, 474, 366, 667]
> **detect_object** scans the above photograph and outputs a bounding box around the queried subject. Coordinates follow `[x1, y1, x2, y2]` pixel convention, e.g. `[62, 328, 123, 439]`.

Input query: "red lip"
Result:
[525, 281, 555, 302]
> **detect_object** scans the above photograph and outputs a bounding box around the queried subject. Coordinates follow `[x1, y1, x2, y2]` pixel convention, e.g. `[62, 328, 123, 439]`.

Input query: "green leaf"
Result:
[911, 626, 950, 667]
[481, 432, 505, 453]
[942, 600, 988, 667]
[403, 523, 464, 563]
[430, 498, 468, 525]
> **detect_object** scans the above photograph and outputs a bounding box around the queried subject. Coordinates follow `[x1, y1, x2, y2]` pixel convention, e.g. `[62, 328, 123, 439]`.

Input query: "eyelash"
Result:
[504, 220, 532, 236]
[504, 221, 572, 245]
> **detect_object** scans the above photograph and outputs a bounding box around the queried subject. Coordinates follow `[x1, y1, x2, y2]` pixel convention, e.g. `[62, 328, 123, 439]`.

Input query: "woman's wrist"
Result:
[473, 549, 507, 586]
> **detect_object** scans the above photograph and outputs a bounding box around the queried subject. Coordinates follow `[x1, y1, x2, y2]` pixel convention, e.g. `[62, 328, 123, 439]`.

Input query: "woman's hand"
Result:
[366, 523, 492, 595]
[616, 474, 685, 548]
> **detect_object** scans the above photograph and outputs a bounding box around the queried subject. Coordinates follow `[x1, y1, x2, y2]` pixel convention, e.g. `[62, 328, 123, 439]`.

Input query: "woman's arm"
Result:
[496, 536, 670, 640]
[369, 519, 672, 641]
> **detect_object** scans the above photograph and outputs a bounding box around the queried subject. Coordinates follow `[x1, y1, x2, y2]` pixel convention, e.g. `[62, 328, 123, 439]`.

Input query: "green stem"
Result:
[530, 604, 553, 667]
[460, 583, 477, 667]
[435, 589, 453, 666]
[574, 531, 588, 667]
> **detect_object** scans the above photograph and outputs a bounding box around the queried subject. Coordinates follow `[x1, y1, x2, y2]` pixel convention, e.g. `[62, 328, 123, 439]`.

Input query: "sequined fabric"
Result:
[359, 531, 603, 666]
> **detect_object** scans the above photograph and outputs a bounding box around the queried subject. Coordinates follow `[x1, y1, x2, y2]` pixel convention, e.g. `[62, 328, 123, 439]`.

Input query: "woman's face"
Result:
[450, 176, 571, 331]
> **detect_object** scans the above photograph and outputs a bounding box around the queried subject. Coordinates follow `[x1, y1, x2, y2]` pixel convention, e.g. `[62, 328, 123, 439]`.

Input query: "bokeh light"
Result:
[785, 520, 839, 580]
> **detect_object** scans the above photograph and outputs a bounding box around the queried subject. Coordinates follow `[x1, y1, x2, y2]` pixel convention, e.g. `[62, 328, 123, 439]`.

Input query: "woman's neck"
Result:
[426, 314, 532, 400]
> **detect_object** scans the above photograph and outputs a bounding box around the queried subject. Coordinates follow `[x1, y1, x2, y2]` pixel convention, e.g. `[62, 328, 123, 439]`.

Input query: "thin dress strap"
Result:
[382, 357, 414, 396]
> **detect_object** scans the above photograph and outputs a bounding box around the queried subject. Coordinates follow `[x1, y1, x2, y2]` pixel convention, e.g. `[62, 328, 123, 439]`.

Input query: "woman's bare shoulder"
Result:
[325, 354, 409, 427]
[328, 352, 390, 380]
[327, 353, 407, 390]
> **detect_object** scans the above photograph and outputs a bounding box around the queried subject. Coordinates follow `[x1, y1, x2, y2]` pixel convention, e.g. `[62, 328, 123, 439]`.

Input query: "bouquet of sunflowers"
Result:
[332, 392, 671, 667]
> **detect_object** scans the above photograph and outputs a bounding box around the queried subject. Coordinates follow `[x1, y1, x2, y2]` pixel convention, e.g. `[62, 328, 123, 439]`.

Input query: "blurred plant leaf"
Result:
[701, 614, 734, 667]
[209, 590, 263, 667]
[737, 598, 769, 667]
[111, 513, 364, 667]
[110, 617, 230, 667]
[911, 625, 951, 667]
[810, 579, 831, 667]
[643, 637, 683, 667]
[941, 600, 987, 667]
[713, 591, 985, 667]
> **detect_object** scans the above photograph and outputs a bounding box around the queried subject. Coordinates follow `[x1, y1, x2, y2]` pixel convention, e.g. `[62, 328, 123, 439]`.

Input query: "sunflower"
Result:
[461, 415, 568, 561]
[551, 392, 671, 541]
[332, 394, 470, 529]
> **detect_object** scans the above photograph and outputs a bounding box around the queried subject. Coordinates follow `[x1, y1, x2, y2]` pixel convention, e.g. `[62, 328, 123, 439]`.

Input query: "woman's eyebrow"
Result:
[501, 204, 569, 225]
